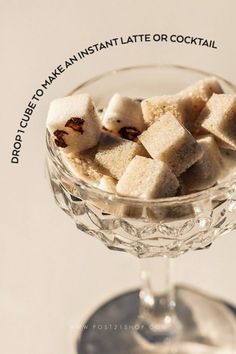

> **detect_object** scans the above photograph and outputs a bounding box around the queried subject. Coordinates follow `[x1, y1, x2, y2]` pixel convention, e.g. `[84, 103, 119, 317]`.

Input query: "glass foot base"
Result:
[77, 286, 236, 354]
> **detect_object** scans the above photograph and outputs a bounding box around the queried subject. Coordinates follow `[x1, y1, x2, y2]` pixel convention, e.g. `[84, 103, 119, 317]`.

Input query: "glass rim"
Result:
[46, 64, 236, 206]
[70, 64, 236, 94]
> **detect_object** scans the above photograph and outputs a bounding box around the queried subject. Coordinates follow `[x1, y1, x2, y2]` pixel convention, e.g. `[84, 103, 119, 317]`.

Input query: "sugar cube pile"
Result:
[47, 76, 236, 205]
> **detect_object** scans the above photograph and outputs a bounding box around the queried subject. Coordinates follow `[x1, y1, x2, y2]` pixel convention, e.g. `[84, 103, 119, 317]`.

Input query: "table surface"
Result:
[2, 1, 236, 353]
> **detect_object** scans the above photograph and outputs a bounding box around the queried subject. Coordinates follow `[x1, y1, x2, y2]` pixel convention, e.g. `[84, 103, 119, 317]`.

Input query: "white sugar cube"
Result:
[47, 94, 102, 154]
[201, 94, 236, 149]
[95, 132, 148, 179]
[102, 94, 145, 139]
[116, 156, 179, 199]
[98, 176, 117, 193]
[138, 112, 203, 176]
[181, 135, 223, 192]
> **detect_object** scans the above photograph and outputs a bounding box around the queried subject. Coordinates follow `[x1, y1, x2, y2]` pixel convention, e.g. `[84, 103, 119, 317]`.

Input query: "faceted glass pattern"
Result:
[47, 140, 236, 258]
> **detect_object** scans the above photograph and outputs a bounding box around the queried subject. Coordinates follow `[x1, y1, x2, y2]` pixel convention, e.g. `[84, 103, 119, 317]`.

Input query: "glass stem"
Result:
[136, 257, 181, 343]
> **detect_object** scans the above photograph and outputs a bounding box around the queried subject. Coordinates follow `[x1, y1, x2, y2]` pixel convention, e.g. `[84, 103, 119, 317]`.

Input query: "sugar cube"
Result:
[141, 94, 192, 130]
[47, 94, 102, 154]
[102, 94, 145, 139]
[116, 156, 179, 199]
[138, 112, 203, 176]
[201, 94, 236, 149]
[141, 78, 223, 133]
[95, 132, 148, 179]
[181, 135, 223, 192]
[179, 77, 223, 122]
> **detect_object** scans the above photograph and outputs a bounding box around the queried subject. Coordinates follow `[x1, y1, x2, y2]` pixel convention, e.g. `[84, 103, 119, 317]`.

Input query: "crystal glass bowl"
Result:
[46, 65, 236, 354]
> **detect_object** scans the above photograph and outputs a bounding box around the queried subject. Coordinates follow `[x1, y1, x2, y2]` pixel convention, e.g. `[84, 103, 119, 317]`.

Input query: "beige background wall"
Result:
[2, 1, 236, 353]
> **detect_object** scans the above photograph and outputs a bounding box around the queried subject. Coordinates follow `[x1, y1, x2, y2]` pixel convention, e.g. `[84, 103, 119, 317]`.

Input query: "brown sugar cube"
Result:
[116, 156, 179, 199]
[138, 112, 203, 176]
[141, 94, 193, 130]
[201, 94, 236, 149]
[141, 77, 223, 133]
[181, 135, 223, 192]
[95, 132, 148, 179]
[179, 77, 223, 130]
